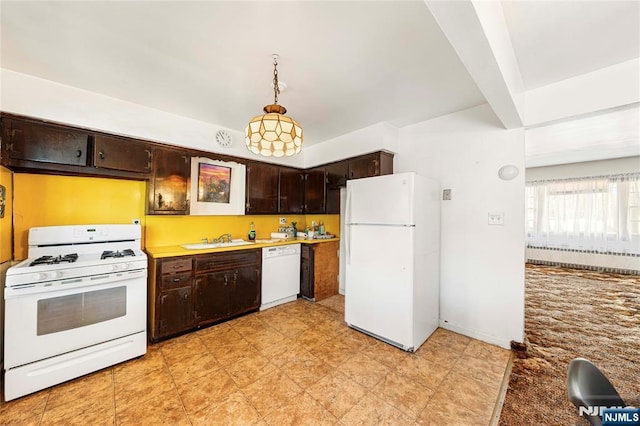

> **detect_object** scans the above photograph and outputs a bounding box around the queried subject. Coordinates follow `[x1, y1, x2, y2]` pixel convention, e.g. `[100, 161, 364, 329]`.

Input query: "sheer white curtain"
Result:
[525, 173, 640, 254]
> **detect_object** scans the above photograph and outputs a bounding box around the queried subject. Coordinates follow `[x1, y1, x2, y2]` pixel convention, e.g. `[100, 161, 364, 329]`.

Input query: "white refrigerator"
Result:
[344, 172, 440, 352]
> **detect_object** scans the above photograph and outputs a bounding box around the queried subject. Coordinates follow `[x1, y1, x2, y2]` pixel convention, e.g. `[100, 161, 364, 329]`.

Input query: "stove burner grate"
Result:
[101, 249, 136, 260]
[30, 253, 79, 266]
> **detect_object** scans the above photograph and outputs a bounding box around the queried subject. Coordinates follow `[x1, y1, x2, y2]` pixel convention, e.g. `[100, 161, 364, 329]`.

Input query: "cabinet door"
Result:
[348, 153, 381, 180]
[305, 167, 326, 214]
[158, 287, 193, 337]
[245, 162, 279, 214]
[194, 272, 229, 325]
[149, 147, 190, 214]
[94, 135, 152, 174]
[325, 161, 348, 214]
[312, 241, 340, 301]
[228, 266, 261, 315]
[3, 118, 89, 166]
[348, 152, 394, 180]
[300, 245, 314, 299]
[279, 167, 304, 214]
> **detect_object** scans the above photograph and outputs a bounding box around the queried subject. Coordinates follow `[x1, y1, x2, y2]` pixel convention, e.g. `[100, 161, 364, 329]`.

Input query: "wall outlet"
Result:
[488, 212, 504, 226]
[132, 218, 140, 225]
[279, 217, 286, 225]
[443, 189, 452, 200]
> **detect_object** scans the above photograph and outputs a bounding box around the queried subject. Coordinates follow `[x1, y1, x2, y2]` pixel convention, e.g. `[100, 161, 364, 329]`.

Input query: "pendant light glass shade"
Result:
[245, 55, 303, 157]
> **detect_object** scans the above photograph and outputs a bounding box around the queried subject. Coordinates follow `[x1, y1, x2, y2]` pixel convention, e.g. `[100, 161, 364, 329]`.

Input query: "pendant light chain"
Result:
[245, 54, 303, 157]
[273, 57, 280, 105]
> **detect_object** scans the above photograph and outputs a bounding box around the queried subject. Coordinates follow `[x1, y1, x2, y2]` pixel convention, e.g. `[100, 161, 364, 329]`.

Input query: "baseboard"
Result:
[438, 321, 515, 350]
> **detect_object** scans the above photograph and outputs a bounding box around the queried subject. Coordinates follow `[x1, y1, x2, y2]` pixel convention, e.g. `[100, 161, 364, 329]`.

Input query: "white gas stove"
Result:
[6, 225, 147, 291]
[4, 224, 148, 401]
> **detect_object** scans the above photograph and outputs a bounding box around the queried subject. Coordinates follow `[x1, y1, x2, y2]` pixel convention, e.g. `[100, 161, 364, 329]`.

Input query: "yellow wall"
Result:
[11, 173, 340, 259]
[0, 166, 13, 263]
[145, 214, 339, 247]
[13, 174, 146, 260]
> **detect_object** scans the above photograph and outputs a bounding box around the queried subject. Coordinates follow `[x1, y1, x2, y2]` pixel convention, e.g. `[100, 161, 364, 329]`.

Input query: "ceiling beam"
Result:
[425, 0, 524, 129]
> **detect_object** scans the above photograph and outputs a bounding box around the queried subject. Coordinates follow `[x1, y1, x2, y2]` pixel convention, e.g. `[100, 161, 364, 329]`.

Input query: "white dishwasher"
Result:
[261, 244, 301, 310]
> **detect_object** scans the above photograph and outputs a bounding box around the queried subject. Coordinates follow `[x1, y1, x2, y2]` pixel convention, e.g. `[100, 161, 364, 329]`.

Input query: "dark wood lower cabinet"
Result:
[194, 271, 228, 325]
[299, 241, 339, 302]
[158, 286, 193, 337]
[149, 249, 261, 342]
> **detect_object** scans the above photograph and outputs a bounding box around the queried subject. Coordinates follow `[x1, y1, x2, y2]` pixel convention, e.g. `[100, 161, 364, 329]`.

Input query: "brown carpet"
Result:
[499, 264, 640, 426]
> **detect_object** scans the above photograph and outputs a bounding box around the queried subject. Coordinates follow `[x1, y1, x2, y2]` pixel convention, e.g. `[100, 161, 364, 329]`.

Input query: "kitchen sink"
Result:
[181, 239, 254, 250]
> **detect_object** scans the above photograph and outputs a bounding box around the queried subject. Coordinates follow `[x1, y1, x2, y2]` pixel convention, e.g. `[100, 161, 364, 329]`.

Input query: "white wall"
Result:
[0, 69, 305, 168]
[302, 121, 399, 167]
[396, 104, 525, 348]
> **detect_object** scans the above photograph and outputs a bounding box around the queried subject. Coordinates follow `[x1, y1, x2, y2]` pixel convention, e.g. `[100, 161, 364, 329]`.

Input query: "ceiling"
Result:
[1, 1, 638, 147]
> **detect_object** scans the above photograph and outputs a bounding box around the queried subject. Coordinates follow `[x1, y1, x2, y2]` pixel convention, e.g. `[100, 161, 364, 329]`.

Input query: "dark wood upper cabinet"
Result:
[348, 152, 394, 180]
[93, 135, 152, 174]
[1, 118, 89, 167]
[148, 147, 190, 215]
[1, 114, 394, 214]
[279, 166, 305, 214]
[245, 162, 279, 214]
[305, 167, 327, 214]
[325, 161, 349, 214]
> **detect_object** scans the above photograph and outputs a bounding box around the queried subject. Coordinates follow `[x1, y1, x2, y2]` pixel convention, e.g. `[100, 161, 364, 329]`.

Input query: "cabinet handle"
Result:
[173, 277, 181, 282]
[183, 292, 188, 300]
[173, 265, 181, 269]
[233, 271, 238, 283]
[98, 151, 105, 160]
[374, 159, 379, 174]
[182, 155, 188, 164]
[224, 275, 228, 286]
[76, 149, 82, 158]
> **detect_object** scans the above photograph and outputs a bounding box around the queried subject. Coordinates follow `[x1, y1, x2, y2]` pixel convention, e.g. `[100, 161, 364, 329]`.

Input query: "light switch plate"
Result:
[279, 217, 286, 225]
[488, 212, 504, 226]
[443, 189, 452, 200]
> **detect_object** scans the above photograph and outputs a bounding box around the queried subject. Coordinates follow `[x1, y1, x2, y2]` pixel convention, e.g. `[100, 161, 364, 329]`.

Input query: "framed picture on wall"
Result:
[190, 157, 246, 215]
[197, 163, 231, 204]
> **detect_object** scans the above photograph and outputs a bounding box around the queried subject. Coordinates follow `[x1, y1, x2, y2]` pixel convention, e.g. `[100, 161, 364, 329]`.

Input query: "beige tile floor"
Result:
[0, 295, 511, 425]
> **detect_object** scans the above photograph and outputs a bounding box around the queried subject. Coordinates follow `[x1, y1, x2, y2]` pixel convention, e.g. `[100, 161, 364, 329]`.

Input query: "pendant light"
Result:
[245, 54, 303, 157]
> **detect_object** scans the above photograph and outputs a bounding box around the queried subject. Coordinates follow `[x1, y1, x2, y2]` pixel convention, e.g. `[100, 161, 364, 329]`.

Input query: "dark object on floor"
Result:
[567, 358, 626, 426]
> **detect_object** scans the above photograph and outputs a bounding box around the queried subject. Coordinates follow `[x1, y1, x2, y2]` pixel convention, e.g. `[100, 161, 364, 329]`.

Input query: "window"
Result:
[525, 173, 640, 254]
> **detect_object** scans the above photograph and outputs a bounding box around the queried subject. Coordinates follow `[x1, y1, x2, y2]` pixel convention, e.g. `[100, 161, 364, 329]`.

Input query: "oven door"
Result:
[5, 269, 147, 369]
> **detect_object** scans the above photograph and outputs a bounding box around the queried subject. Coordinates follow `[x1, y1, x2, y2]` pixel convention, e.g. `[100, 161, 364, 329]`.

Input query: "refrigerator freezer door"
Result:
[346, 173, 415, 226]
[345, 224, 414, 349]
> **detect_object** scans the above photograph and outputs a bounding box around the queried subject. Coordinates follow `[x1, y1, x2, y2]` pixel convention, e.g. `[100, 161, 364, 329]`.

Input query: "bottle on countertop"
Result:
[318, 221, 325, 235]
[248, 222, 256, 241]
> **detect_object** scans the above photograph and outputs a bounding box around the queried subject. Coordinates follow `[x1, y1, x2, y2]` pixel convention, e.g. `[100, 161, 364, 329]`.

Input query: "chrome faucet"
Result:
[214, 233, 233, 243]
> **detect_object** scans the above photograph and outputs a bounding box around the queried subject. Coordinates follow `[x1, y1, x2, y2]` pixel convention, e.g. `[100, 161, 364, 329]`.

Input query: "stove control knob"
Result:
[33, 273, 47, 281]
[50, 271, 63, 279]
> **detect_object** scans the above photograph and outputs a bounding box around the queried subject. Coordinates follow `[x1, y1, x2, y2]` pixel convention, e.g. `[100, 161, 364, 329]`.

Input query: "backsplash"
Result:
[11, 173, 339, 259]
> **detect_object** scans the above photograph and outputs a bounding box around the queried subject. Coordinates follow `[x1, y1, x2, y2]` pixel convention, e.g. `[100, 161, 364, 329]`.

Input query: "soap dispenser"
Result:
[248, 222, 256, 241]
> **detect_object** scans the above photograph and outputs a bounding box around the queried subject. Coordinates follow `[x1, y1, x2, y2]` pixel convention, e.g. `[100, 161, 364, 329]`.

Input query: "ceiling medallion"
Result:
[245, 54, 303, 157]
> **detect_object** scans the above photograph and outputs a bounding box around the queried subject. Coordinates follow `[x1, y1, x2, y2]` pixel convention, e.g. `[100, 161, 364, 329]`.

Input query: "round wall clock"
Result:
[215, 130, 233, 148]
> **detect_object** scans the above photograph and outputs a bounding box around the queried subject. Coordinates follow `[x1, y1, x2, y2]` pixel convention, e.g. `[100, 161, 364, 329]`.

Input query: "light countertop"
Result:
[145, 237, 340, 259]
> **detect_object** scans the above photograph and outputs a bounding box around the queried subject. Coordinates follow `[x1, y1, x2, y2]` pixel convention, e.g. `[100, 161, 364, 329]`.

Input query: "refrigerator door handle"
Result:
[346, 224, 351, 265]
[345, 189, 351, 264]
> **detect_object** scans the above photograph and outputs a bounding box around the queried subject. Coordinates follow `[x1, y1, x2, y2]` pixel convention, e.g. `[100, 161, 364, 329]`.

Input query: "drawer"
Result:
[160, 272, 193, 290]
[161, 258, 192, 274]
